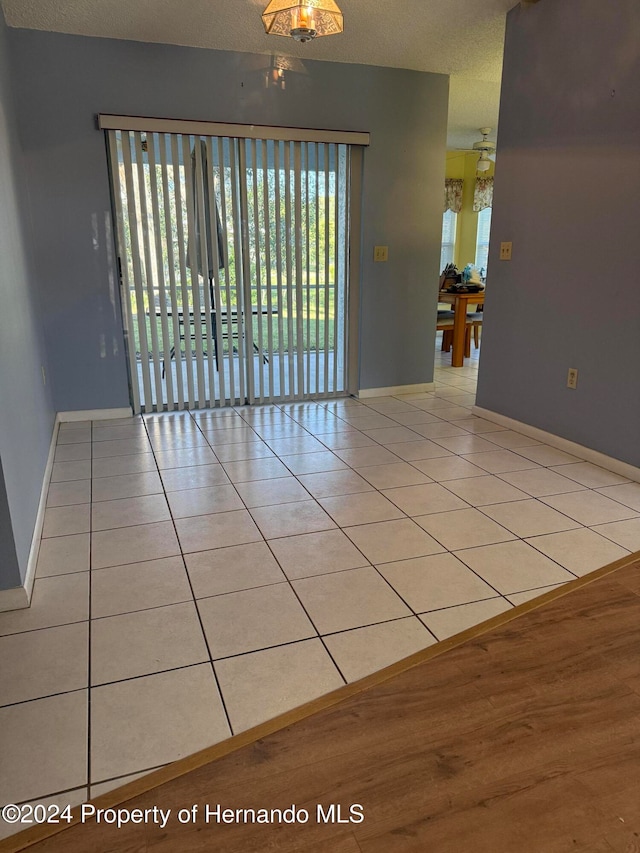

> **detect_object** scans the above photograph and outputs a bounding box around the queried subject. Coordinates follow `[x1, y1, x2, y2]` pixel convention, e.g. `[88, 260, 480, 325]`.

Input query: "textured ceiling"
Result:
[1, 0, 520, 149]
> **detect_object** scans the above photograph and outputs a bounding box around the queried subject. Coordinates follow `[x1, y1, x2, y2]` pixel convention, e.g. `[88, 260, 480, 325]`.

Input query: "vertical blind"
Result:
[103, 119, 365, 413]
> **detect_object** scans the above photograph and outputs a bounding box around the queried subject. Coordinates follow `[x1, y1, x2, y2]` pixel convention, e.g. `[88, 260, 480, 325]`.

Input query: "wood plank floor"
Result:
[7, 556, 640, 853]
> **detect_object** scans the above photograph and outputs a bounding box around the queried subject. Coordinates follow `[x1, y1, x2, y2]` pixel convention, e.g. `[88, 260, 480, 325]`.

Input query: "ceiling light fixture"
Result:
[473, 127, 496, 173]
[262, 0, 344, 43]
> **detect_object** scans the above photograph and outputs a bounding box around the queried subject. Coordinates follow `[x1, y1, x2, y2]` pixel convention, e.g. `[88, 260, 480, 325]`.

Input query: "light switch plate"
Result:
[500, 241, 512, 261]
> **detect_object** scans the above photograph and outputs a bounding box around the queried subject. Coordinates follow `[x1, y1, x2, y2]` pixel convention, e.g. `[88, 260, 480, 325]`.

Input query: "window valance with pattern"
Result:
[473, 177, 493, 212]
[444, 178, 463, 214]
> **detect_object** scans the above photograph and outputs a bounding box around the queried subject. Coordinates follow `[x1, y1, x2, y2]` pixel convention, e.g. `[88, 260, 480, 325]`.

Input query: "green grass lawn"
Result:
[129, 285, 338, 358]
[131, 312, 335, 358]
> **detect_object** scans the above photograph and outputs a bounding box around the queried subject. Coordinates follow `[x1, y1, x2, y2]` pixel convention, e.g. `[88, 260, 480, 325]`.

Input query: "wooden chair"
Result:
[436, 311, 472, 354]
[467, 311, 483, 349]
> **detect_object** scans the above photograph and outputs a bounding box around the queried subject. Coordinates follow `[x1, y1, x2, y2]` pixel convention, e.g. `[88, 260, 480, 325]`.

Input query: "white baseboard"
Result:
[472, 405, 640, 485]
[358, 382, 435, 399]
[58, 407, 132, 422]
[0, 406, 133, 612]
[0, 416, 59, 613]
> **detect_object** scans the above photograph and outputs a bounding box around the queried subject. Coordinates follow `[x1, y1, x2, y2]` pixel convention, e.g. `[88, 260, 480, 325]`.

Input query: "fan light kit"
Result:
[262, 1, 344, 43]
[476, 153, 492, 172]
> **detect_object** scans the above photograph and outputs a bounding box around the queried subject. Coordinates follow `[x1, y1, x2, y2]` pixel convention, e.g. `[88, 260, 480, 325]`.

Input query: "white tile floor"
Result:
[1, 337, 639, 837]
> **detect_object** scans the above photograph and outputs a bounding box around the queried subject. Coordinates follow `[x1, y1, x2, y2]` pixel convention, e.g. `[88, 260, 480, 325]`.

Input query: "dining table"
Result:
[438, 289, 485, 367]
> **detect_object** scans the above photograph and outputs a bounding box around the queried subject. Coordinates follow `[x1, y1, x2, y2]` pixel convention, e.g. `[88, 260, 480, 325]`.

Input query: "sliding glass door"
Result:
[106, 123, 359, 413]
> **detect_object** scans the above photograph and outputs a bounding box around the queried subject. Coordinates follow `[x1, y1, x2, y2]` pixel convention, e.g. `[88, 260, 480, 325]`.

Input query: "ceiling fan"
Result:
[472, 127, 496, 172]
[453, 128, 496, 172]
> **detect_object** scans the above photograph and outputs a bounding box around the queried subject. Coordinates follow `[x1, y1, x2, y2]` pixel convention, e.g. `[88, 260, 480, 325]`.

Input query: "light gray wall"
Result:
[476, 0, 640, 465]
[0, 10, 55, 589]
[8, 30, 448, 409]
[0, 460, 20, 586]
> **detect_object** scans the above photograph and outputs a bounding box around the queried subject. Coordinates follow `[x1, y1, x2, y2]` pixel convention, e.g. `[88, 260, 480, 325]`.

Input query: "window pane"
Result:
[441, 210, 457, 271]
[475, 207, 492, 274]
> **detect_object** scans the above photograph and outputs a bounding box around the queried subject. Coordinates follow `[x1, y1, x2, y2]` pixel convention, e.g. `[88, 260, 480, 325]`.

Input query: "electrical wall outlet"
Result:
[567, 368, 578, 389]
[373, 245, 389, 262]
[500, 241, 512, 261]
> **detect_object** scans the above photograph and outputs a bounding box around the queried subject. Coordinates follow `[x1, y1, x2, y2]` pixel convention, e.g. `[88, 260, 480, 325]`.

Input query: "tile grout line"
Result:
[4, 587, 544, 715]
[203, 403, 353, 687]
[261, 535, 351, 687]
[295, 393, 621, 626]
[86, 415, 233, 760]
[256, 425, 449, 647]
[229, 400, 419, 684]
[144, 412, 236, 739]
[76, 660, 225, 696]
[236, 402, 504, 655]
